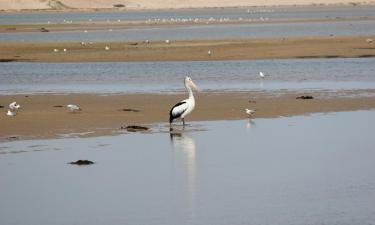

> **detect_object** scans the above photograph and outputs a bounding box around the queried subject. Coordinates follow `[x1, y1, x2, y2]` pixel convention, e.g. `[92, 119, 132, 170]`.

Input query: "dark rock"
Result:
[248, 100, 257, 103]
[121, 125, 149, 132]
[25, 95, 29, 98]
[40, 27, 49, 32]
[113, 4, 125, 7]
[296, 95, 314, 99]
[69, 160, 94, 165]
[120, 108, 140, 112]
[129, 42, 138, 46]
[53, 105, 64, 108]
[7, 136, 19, 140]
[0, 105, 4, 108]
[0, 59, 16, 62]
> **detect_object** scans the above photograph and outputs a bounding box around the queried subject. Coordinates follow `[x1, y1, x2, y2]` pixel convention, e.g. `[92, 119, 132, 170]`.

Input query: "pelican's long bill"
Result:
[188, 79, 200, 92]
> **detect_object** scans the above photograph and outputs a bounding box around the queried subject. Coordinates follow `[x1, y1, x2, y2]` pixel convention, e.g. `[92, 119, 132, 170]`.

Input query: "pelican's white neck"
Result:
[185, 81, 194, 100]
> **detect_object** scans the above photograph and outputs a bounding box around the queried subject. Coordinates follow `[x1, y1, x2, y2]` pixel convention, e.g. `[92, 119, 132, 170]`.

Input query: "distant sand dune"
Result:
[0, 0, 375, 11]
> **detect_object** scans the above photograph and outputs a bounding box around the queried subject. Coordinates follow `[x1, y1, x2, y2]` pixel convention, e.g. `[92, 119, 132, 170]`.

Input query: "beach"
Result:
[2, 3, 375, 225]
[1, 90, 375, 140]
[1, 35, 374, 62]
[1, 0, 375, 11]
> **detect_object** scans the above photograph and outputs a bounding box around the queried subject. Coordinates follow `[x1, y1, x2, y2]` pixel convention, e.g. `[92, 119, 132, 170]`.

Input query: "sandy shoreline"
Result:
[1, 90, 375, 141]
[1, 35, 375, 62]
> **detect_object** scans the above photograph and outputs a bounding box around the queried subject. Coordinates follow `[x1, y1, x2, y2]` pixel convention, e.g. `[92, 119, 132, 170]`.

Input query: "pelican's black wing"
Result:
[169, 101, 187, 123]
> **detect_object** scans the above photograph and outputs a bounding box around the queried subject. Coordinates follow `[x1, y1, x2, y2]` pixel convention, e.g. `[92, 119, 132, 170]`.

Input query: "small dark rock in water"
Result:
[296, 95, 314, 99]
[53, 105, 64, 108]
[40, 27, 49, 32]
[121, 125, 150, 132]
[120, 108, 140, 112]
[69, 160, 94, 165]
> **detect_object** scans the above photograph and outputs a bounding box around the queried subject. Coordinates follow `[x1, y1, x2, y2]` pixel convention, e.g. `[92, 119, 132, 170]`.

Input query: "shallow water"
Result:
[1, 110, 375, 225]
[1, 20, 374, 42]
[1, 58, 375, 94]
[1, 6, 374, 24]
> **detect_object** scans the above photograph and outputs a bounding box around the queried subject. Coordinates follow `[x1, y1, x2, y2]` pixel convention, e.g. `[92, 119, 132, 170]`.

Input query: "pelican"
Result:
[245, 108, 256, 117]
[67, 104, 81, 112]
[169, 76, 199, 126]
[6, 110, 16, 116]
[9, 102, 21, 110]
[259, 71, 266, 78]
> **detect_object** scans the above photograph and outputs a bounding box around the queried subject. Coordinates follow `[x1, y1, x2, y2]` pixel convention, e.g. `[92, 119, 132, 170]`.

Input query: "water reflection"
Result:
[170, 130, 197, 220]
[246, 118, 256, 129]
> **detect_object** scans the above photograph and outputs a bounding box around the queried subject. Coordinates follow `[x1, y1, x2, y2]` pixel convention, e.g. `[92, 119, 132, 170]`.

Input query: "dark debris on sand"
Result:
[121, 125, 150, 132]
[69, 160, 95, 165]
[296, 96, 314, 100]
[120, 108, 140, 112]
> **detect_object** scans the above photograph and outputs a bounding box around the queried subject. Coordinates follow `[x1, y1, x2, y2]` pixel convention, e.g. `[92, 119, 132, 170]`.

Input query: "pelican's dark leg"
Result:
[182, 118, 185, 127]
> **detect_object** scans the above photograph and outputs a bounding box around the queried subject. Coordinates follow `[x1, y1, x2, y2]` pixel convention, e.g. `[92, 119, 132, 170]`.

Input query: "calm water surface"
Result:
[1, 20, 374, 42]
[0, 6, 374, 24]
[0, 58, 375, 94]
[1, 110, 375, 225]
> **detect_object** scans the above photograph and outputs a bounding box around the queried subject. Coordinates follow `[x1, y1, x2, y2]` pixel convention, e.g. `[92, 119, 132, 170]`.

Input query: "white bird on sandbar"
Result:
[67, 104, 81, 112]
[6, 110, 17, 116]
[9, 101, 21, 110]
[169, 76, 199, 126]
[245, 108, 256, 117]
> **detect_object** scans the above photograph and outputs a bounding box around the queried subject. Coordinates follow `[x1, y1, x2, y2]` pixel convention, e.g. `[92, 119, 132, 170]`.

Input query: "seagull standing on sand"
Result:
[245, 108, 256, 117]
[9, 102, 21, 110]
[208, 50, 212, 56]
[169, 76, 199, 126]
[67, 104, 81, 112]
[6, 110, 17, 116]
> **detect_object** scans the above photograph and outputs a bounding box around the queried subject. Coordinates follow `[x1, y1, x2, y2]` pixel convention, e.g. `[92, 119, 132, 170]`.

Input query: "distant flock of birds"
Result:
[5, 73, 265, 126]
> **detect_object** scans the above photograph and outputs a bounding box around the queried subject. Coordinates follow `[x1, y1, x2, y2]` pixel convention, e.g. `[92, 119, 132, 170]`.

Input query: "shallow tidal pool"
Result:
[1, 110, 375, 225]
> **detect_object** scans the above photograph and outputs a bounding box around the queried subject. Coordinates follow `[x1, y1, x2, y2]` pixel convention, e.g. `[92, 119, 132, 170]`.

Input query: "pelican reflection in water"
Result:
[170, 130, 197, 217]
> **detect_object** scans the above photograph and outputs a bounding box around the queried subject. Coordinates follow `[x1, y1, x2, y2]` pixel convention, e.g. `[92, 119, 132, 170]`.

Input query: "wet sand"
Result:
[1, 90, 375, 140]
[1, 35, 374, 62]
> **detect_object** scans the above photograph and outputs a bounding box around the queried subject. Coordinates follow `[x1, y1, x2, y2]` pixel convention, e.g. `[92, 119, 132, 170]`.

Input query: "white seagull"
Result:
[259, 71, 266, 78]
[6, 110, 17, 116]
[245, 108, 256, 117]
[67, 104, 81, 112]
[9, 102, 21, 110]
[169, 76, 199, 126]
[208, 50, 212, 56]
